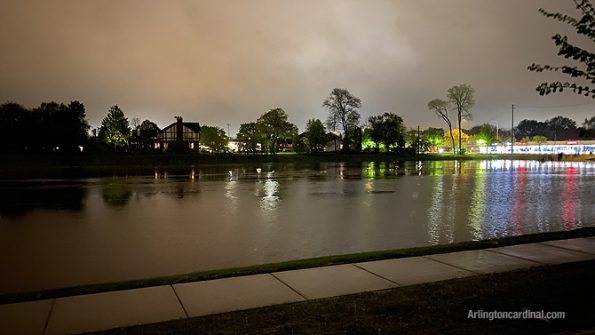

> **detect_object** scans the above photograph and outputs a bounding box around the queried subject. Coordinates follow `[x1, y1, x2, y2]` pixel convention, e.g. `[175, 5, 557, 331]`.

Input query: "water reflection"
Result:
[481, 167, 515, 238]
[427, 173, 444, 244]
[511, 166, 527, 235]
[468, 167, 486, 240]
[0, 183, 88, 217]
[563, 167, 577, 230]
[254, 172, 281, 220]
[101, 178, 132, 207]
[363, 162, 399, 179]
[1, 160, 594, 294]
[224, 169, 239, 214]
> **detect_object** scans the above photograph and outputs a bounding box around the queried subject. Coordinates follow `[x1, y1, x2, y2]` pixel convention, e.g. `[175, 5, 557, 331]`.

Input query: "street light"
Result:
[489, 120, 499, 144]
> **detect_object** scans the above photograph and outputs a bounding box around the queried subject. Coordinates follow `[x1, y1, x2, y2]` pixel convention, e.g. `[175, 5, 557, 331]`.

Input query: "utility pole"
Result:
[226, 123, 231, 138]
[511, 104, 515, 154]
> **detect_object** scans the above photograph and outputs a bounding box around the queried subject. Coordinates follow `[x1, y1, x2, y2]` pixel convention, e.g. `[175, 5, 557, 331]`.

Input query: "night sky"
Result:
[1, 0, 594, 134]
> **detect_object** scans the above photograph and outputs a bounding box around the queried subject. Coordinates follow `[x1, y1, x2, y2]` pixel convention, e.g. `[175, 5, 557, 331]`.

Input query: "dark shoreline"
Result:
[1, 152, 593, 179]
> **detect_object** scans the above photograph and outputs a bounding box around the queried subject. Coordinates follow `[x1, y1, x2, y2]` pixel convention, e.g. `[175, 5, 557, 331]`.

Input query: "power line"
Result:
[515, 102, 595, 109]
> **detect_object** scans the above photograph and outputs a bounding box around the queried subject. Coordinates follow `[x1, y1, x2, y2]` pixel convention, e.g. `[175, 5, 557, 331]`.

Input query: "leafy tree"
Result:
[515, 119, 548, 140]
[304, 119, 327, 152]
[428, 99, 455, 155]
[362, 128, 376, 151]
[345, 126, 363, 152]
[256, 108, 297, 154]
[422, 128, 445, 152]
[475, 123, 497, 146]
[516, 116, 578, 140]
[546, 115, 578, 140]
[1, 100, 89, 152]
[368, 113, 406, 151]
[323, 88, 361, 151]
[99, 105, 130, 150]
[528, 0, 595, 97]
[69, 101, 90, 131]
[580, 116, 595, 138]
[237, 122, 261, 154]
[33, 101, 90, 152]
[0, 102, 28, 151]
[200, 125, 229, 152]
[447, 84, 475, 154]
[59, 101, 90, 151]
[33, 101, 65, 150]
[292, 133, 309, 153]
[403, 128, 419, 151]
[138, 120, 159, 138]
[443, 129, 469, 152]
[130, 119, 159, 151]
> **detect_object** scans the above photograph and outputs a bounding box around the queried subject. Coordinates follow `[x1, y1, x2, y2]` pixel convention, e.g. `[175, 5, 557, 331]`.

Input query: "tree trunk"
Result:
[458, 117, 462, 155]
[450, 134, 456, 156]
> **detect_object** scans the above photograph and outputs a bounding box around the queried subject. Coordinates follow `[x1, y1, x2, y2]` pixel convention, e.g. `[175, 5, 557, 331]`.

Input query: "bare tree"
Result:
[131, 117, 141, 130]
[323, 88, 361, 151]
[447, 84, 475, 154]
[428, 99, 455, 155]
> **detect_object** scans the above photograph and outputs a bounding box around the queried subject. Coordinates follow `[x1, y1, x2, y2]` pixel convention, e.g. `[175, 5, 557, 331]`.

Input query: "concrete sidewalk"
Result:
[2, 237, 595, 335]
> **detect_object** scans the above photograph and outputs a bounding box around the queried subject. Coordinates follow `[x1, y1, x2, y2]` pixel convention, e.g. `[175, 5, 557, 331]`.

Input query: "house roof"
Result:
[184, 122, 201, 132]
[160, 122, 201, 133]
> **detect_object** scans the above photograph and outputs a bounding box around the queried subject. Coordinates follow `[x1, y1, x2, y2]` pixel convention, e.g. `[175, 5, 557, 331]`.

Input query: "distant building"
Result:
[227, 138, 240, 152]
[476, 140, 595, 155]
[155, 116, 200, 151]
[324, 131, 342, 152]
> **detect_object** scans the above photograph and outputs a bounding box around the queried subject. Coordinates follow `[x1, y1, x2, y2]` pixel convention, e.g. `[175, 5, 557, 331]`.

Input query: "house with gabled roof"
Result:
[155, 116, 200, 151]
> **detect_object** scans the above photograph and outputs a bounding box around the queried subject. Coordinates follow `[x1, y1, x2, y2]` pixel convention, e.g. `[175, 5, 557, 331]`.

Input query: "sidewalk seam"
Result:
[170, 285, 189, 319]
[350, 263, 402, 286]
[421, 255, 482, 275]
[269, 273, 308, 301]
[538, 241, 595, 255]
[42, 299, 55, 335]
[487, 246, 548, 264]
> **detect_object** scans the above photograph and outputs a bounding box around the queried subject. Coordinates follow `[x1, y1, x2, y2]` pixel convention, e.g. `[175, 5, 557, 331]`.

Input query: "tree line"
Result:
[233, 88, 408, 155]
[515, 116, 595, 142]
[0, 101, 89, 152]
[1, 88, 593, 154]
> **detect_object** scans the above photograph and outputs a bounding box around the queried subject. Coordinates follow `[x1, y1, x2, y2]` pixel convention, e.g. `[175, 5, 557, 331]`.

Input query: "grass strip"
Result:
[1, 226, 594, 305]
[90, 259, 595, 335]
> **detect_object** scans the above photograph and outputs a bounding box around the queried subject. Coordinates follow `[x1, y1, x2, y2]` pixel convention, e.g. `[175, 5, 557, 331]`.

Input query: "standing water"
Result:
[0, 160, 594, 294]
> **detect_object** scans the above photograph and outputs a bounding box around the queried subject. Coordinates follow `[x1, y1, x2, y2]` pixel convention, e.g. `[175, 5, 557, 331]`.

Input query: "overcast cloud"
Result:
[1, 0, 593, 134]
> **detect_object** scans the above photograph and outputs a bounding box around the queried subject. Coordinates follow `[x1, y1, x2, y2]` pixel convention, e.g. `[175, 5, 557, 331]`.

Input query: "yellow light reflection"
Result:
[468, 170, 486, 240]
